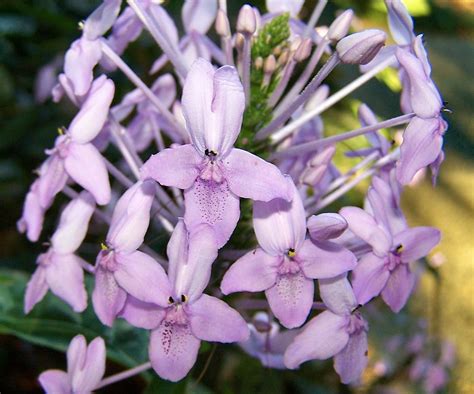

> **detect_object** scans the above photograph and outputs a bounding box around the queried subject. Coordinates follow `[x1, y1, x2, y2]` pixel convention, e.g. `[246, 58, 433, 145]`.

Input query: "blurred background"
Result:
[0, 0, 472, 392]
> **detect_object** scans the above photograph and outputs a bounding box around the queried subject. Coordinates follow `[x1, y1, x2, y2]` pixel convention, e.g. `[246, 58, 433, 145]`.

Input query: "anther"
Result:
[395, 244, 403, 253]
[168, 296, 174, 304]
[205, 149, 217, 157]
[181, 294, 187, 303]
[100, 242, 109, 251]
[287, 248, 296, 258]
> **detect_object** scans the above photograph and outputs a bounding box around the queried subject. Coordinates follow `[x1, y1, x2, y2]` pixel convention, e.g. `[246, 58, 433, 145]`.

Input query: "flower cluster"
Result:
[19, 0, 448, 391]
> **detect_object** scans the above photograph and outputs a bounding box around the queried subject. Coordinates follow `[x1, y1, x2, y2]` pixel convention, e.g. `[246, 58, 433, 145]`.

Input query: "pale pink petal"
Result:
[45, 253, 87, 312]
[149, 322, 201, 382]
[307, 213, 348, 241]
[381, 264, 416, 312]
[67, 334, 87, 377]
[182, 0, 218, 34]
[252, 179, 305, 255]
[140, 144, 202, 189]
[83, 0, 122, 40]
[184, 178, 240, 248]
[38, 370, 71, 394]
[92, 266, 127, 327]
[395, 226, 441, 262]
[334, 329, 368, 384]
[114, 251, 171, 307]
[284, 311, 349, 368]
[71, 337, 106, 392]
[351, 252, 390, 306]
[220, 248, 279, 294]
[119, 296, 166, 329]
[299, 239, 357, 279]
[37, 154, 68, 209]
[266, 272, 314, 329]
[189, 294, 249, 342]
[319, 276, 358, 316]
[64, 142, 111, 205]
[266, 0, 304, 17]
[225, 149, 292, 202]
[166, 219, 189, 288]
[51, 191, 95, 254]
[24, 266, 49, 313]
[17, 181, 45, 242]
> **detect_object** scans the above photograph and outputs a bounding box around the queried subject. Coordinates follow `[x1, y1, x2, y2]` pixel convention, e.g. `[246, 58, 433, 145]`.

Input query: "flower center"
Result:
[347, 311, 368, 335]
[386, 244, 403, 271]
[278, 255, 300, 275]
[199, 158, 225, 183]
[164, 302, 188, 326]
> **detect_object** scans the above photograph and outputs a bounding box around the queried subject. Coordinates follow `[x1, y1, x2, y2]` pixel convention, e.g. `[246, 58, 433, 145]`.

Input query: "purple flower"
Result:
[117, 219, 248, 381]
[221, 181, 356, 328]
[24, 192, 95, 313]
[39, 335, 106, 394]
[92, 180, 161, 326]
[284, 276, 369, 384]
[340, 182, 441, 311]
[141, 58, 292, 247]
[240, 312, 298, 369]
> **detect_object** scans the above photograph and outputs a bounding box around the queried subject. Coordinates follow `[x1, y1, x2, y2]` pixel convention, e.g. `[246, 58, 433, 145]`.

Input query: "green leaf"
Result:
[0, 268, 151, 377]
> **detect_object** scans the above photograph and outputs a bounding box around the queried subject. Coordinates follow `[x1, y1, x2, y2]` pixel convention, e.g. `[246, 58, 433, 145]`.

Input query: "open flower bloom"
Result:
[24, 192, 95, 313]
[221, 181, 356, 328]
[284, 276, 369, 384]
[39, 335, 106, 394]
[92, 180, 162, 326]
[340, 181, 441, 312]
[240, 312, 298, 369]
[115, 219, 248, 381]
[141, 58, 292, 248]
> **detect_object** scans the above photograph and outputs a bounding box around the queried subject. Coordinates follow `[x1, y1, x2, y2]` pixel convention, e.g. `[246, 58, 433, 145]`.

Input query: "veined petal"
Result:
[334, 329, 368, 384]
[38, 370, 71, 394]
[307, 213, 348, 241]
[107, 180, 155, 253]
[114, 251, 171, 307]
[45, 253, 87, 312]
[396, 226, 441, 262]
[220, 248, 279, 294]
[51, 191, 95, 254]
[189, 294, 249, 342]
[396, 117, 444, 185]
[225, 149, 293, 202]
[182, 0, 218, 34]
[184, 178, 240, 248]
[340, 207, 392, 257]
[119, 296, 166, 329]
[149, 322, 200, 382]
[68, 75, 115, 144]
[92, 266, 127, 327]
[266, 272, 314, 329]
[64, 142, 111, 205]
[24, 266, 49, 313]
[284, 311, 349, 368]
[299, 239, 357, 279]
[319, 276, 358, 316]
[351, 252, 390, 306]
[381, 263, 416, 312]
[140, 144, 202, 189]
[252, 181, 304, 256]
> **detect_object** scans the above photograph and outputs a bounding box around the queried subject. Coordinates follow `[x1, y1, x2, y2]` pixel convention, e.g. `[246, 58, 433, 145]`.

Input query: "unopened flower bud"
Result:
[385, 0, 414, 46]
[277, 50, 290, 66]
[273, 45, 282, 56]
[294, 38, 312, 62]
[290, 37, 302, 52]
[237, 4, 256, 35]
[307, 213, 348, 241]
[336, 29, 386, 65]
[264, 55, 277, 74]
[215, 9, 231, 37]
[254, 56, 264, 70]
[327, 9, 354, 42]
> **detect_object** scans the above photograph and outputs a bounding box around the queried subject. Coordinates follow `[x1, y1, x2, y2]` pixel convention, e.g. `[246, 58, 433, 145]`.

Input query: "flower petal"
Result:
[381, 263, 416, 312]
[67, 334, 87, 377]
[24, 266, 49, 313]
[51, 191, 95, 254]
[149, 322, 201, 382]
[37, 154, 68, 209]
[396, 117, 444, 185]
[225, 149, 292, 202]
[299, 239, 357, 279]
[189, 294, 249, 342]
[266, 0, 304, 17]
[114, 250, 171, 307]
[307, 213, 348, 241]
[64, 142, 111, 205]
[38, 370, 71, 394]
[184, 178, 240, 248]
[319, 275, 358, 316]
[92, 266, 127, 327]
[119, 295, 166, 329]
[266, 272, 314, 329]
[220, 248, 279, 294]
[45, 253, 87, 312]
[334, 329, 368, 384]
[340, 206, 392, 257]
[182, 0, 218, 34]
[351, 252, 390, 306]
[396, 226, 441, 262]
[140, 144, 202, 189]
[284, 311, 349, 368]
[17, 181, 45, 242]
[71, 337, 106, 393]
